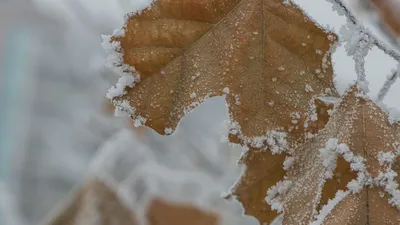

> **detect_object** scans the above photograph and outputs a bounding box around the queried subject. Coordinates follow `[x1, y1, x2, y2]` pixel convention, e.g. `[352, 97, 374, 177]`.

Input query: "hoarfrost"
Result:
[374, 151, 400, 208]
[164, 128, 173, 135]
[265, 180, 292, 213]
[283, 156, 294, 170]
[377, 151, 397, 166]
[319, 139, 339, 179]
[106, 74, 135, 99]
[101, 34, 123, 68]
[228, 119, 288, 153]
[319, 139, 368, 188]
[305, 84, 314, 93]
[223, 87, 230, 95]
[311, 190, 350, 225]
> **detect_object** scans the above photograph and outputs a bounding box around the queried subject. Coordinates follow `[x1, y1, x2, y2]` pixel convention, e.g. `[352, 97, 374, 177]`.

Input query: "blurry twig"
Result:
[377, 69, 399, 102]
[330, 0, 400, 100]
[330, 0, 400, 61]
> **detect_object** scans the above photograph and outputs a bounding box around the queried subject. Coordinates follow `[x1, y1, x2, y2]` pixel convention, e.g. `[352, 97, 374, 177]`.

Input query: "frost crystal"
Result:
[106, 74, 135, 99]
[265, 180, 292, 213]
[378, 151, 397, 165]
[222, 87, 230, 94]
[319, 139, 369, 190]
[228, 117, 288, 153]
[374, 151, 400, 208]
[311, 190, 350, 225]
[319, 139, 338, 179]
[164, 128, 173, 135]
[101, 35, 123, 68]
[102, 27, 140, 101]
[283, 156, 294, 170]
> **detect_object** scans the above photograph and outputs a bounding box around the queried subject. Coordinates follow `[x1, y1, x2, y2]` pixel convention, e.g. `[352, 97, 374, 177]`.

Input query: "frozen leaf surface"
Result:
[146, 198, 219, 225]
[105, 0, 338, 223]
[281, 87, 400, 225]
[109, 0, 337, 138]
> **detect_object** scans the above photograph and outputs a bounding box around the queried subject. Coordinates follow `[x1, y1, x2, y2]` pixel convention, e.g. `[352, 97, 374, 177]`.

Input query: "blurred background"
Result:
[0, 0, 399, 225]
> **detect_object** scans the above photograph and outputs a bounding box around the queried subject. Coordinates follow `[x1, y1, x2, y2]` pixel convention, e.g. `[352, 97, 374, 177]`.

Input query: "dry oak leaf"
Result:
[146, 198, 219, 225]
[47, 179, 137, 225]
[229, 97, 335, 224]
[107, 0, 338, 224]
[370, 0, 400, 38]
[281, 87, 400, 225]
[110, 0, 338, 140]
[46, 179, 219, 225]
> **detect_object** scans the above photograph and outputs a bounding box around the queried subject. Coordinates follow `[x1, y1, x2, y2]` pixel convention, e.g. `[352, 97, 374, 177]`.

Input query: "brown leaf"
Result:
[370, 0, 400, 38]
[146, 198, 219, 225]
[230, 149, 286, 223]
[227, 97, 335, 224]
[111, 0, 337, 139]
[46, 179, 219, 225]
[316, 157, 357, 212]
[107, 0, 338, 223]
[47, 179, 137, 225]
[281, 87, 400, 224]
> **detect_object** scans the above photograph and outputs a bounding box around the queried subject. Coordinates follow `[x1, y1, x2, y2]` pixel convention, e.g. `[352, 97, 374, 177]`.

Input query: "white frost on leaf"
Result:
[311, 190, 350, 225]
[164, 128, 173, 135]
[228, 119, 288, 153]
[101, 34, 123, 68]
[374, 151, 400, 208]
[75, 189, 102, 225]
[102, 15, 142, 103]
[319, 139, 369, 192]
[247, 130, 288, 154]
[113, 100, 147, 127]
[265, 180, 293, 213]
[106, 74, 136, 99]
[319, 138, 339, 179]
[378, 151, 397, 166]
[283, 156, 295, 170]
[222, 87, 230, 95]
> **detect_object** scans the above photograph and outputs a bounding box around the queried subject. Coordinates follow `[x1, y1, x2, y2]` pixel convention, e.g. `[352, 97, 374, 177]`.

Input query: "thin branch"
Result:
[329, 0, 400, 100]
[377, 70, 399, 102]
[354, 39, 370, 83]
[329, 0, 400, 62]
